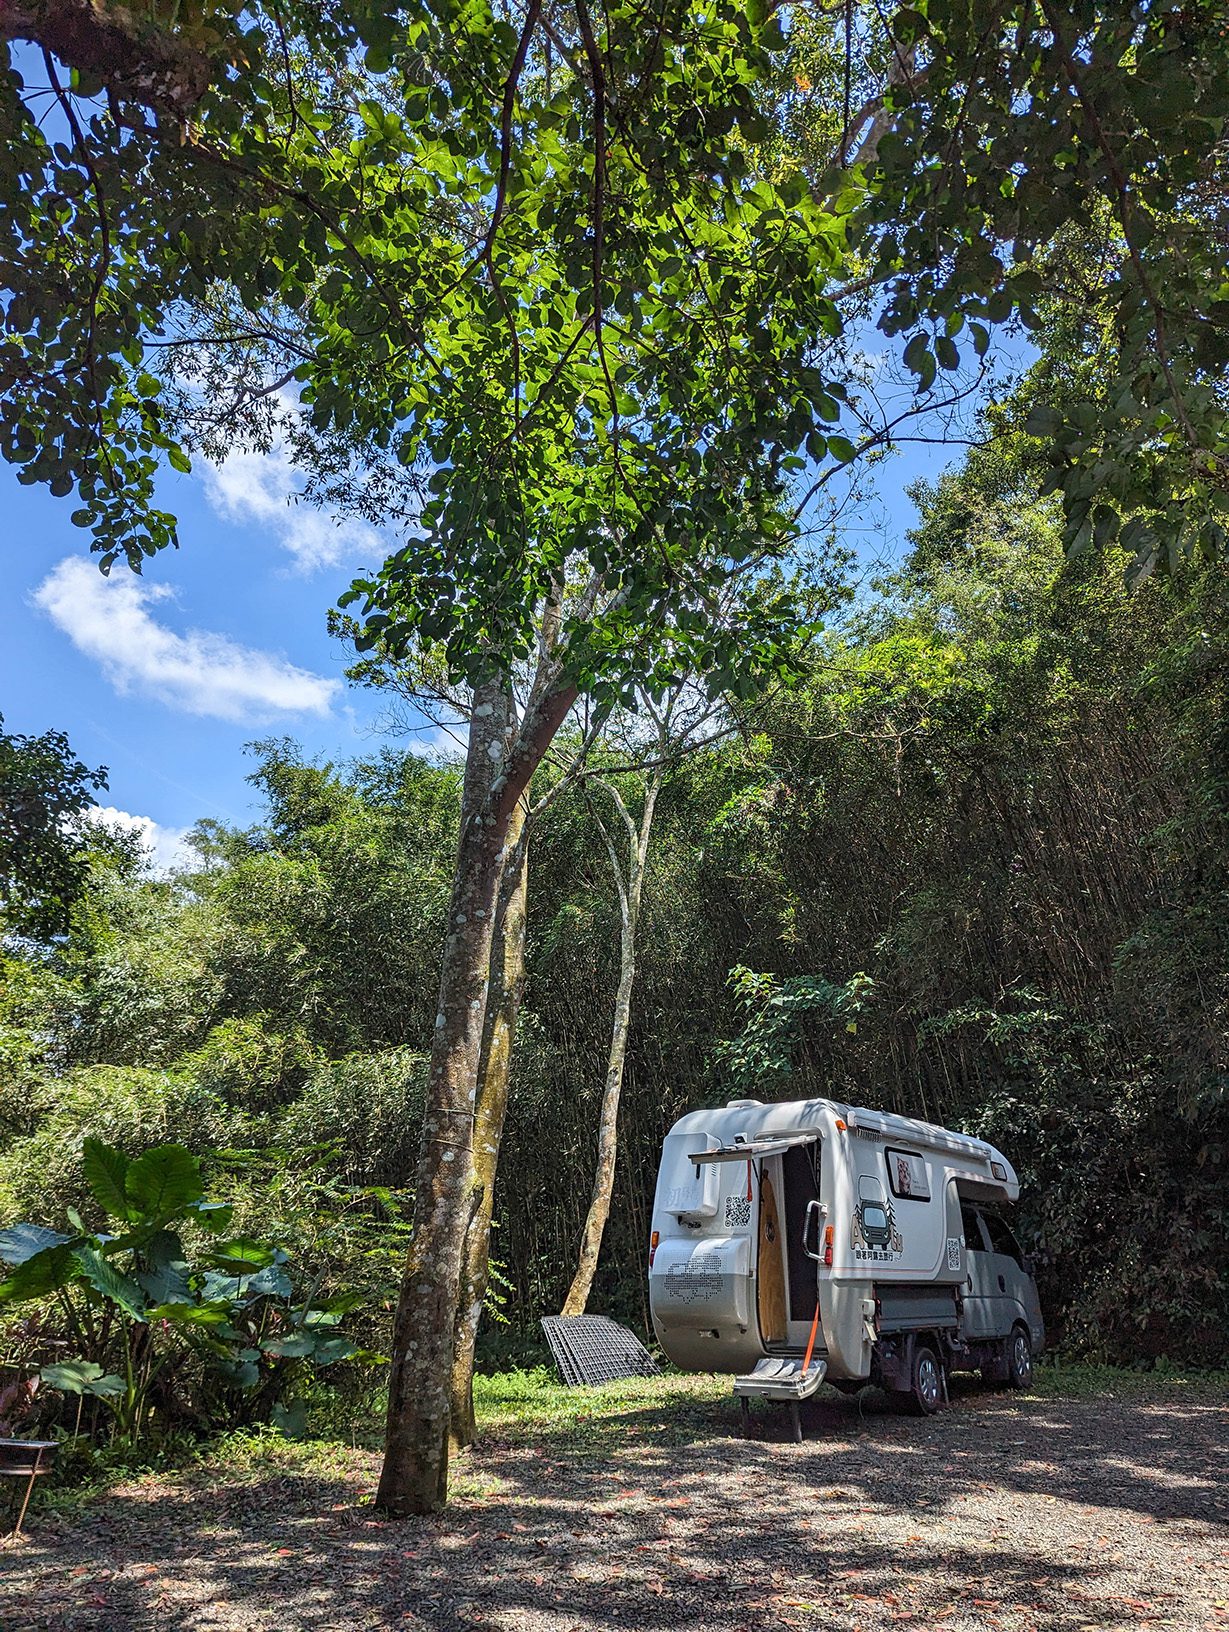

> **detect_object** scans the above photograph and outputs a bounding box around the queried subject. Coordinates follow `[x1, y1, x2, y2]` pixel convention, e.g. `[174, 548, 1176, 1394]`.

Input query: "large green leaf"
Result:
[190, 1201, 235, 1234]
[82, 1137, 136, 1221]
[271, 1400, 309, 1438]
[261, 1332, 317, 1359]
[0, 1241, 80, 1303]
[40, 1359, 125, 1397]
[124, 1144, 204, 1219]
[134, 1230, 192, 1305]
[148, 1300, 234, 1326]
[244, 1264, 293, 1301]
[72, 1245, 148, 1320]
[0, 1223, 72, 1267]
[209, 1238, 278, 1272]
[212, 1357, 260, 1389]
[309, 1335, 360, 1367]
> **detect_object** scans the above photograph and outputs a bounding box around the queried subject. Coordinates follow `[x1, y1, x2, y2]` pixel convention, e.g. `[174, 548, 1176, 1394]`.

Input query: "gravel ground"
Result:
[2, 1375, 1225, 1632]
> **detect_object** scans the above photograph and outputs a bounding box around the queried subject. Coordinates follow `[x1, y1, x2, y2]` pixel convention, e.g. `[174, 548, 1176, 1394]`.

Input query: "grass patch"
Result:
[473, 1366, 733, 1453]
[1028, 1357, 1229, 1401]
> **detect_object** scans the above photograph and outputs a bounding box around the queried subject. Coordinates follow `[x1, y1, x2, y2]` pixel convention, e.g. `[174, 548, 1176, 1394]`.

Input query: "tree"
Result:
[0, 716, 107, 939]
[853, 1, 1229, 573]
[557, 744, 663, 1317]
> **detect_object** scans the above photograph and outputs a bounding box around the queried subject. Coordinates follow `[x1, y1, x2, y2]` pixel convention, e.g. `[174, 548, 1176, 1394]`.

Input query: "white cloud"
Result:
[84, 805, 193, 874]
[34, 557, 339, 723]
[198, 405, 381, 573]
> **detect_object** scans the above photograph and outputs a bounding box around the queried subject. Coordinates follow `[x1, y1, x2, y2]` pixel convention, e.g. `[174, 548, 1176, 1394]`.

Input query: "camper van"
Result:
[648, 1096, 1044, 1427]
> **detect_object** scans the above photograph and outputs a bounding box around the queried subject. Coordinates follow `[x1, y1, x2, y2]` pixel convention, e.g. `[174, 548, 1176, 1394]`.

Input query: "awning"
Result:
[687, 1132, 820, 1163]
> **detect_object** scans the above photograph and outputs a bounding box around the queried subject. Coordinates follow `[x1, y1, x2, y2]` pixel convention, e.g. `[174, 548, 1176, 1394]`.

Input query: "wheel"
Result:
[1007, 1324, 1033, 1390]
[909, 1344, 943, 1415]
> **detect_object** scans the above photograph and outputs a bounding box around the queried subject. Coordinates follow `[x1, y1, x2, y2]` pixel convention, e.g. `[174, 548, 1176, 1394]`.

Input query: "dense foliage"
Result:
[4, 2, 1228, 589]
[3, 451, 1225, 1381]
[0, 715, 106, 939]
[0, 1139, 377, 1444]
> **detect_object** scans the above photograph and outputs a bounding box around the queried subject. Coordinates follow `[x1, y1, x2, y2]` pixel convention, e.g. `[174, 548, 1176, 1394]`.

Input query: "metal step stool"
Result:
[732, 1356, 827, 1442]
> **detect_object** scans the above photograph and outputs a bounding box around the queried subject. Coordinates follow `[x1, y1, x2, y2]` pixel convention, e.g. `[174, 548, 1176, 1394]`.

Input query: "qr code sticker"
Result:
[946, 1236, 961, 1271]
[725, 1194, 752, 1230]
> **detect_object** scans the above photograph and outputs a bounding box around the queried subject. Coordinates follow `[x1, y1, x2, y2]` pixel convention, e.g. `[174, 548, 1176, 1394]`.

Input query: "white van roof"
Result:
[668, 1095, 1018, 1198]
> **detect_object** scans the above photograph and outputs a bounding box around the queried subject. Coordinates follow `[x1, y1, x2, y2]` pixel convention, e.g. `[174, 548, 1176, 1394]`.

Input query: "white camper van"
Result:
[648, 1096, 1044, 1429]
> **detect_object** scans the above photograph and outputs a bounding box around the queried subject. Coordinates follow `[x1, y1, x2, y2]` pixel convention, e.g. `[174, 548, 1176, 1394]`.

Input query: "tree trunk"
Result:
[1, 0, 214, 114]
[449, 794, 529, 1452]
[377, 676, 575, 1516]
[560, 773, 660, 1317]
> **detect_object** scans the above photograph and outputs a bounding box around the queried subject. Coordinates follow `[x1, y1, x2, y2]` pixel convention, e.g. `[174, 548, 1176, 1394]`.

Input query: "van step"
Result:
[732, 1356, 828, 1402]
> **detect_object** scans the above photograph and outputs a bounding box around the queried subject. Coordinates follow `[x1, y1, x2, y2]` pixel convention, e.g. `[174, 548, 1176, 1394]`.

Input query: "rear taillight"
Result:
[823, 1224, 834, 1267]
[649, 1229, 660, 1267]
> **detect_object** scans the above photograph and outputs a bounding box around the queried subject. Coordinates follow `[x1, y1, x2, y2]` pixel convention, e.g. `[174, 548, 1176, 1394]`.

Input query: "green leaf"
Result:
[0, 1223, 72, 1266]
[190, 1201, 235, 1234]
[124, 1144, 204, 1219]
[309, 1335, 360, 1367]
[0, 1242, 80, 1303]
[135, 1231, 192, 1304]
[903, 333, 931, 376]
[210, 1237, 277, 1272]
[262, 1332, 316, 1358]
[167, 446, 191, 475]
[149, 1300, 234, 1326]
[245, 1264, 293, 1300]
[40, 1360, 125, 1398]
[82, 1137, 136, 1220]
[271, 1400, 309, 1438]
[73, 1245, 148, 1320]
[213, 1357, 260, 1388]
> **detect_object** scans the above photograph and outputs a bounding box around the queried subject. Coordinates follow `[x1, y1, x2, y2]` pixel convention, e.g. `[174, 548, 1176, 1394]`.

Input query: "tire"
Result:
[909, 1344, 943, 1415]
[1007, 1324, 1033, 1390]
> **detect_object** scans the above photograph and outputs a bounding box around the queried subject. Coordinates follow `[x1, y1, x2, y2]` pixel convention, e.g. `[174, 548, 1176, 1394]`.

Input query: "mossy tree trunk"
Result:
[448, 793, 529, 1451]
[377, 675, 576, 1516]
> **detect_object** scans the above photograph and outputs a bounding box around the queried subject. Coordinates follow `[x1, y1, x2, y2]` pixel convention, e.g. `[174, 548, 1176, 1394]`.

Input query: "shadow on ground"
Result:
[2, 1378, 1225, 1632]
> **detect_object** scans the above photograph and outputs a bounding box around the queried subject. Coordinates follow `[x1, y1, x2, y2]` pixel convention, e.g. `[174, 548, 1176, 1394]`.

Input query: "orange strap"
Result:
[802, 1301, 820, 1371]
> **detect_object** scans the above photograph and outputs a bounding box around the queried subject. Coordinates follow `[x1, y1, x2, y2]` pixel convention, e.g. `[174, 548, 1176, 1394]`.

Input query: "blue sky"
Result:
[1, 429, 425, 863]
[1, 391, 971, 867]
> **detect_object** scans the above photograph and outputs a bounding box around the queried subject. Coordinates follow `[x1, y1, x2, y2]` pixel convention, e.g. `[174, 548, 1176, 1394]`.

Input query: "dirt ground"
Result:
[2, 1374, 1226, 1632]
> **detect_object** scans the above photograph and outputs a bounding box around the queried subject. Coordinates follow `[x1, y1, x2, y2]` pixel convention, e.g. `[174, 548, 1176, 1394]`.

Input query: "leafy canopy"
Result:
[857, 0, 1229, 575]
[0, 715, 107, 938]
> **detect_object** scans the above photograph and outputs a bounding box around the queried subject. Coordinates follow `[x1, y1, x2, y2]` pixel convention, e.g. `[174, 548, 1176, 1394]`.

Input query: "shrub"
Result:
[181, 1016, 323, 1112]
[0, 1140, 377, 1447]
[0, 1065, 243, 1223]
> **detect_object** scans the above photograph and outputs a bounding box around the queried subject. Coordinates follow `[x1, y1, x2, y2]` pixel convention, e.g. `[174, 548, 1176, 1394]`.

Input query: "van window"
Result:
[961, 1206, 987, 1250]
[885, 1148, 931, 1201]
[982, 1212, 1023, 1265]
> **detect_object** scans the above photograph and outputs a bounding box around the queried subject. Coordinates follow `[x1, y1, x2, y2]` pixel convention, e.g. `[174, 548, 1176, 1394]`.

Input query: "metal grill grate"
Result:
[540, 1316, 660, 1387]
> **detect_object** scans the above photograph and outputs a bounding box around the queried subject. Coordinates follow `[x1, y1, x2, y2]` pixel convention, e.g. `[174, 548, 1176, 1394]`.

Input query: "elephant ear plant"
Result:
[0, 1138, 373, 1445]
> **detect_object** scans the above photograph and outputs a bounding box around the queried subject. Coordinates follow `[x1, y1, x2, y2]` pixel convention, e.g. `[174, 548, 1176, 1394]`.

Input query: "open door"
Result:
[756, 1170, 787, 1344]
[687, 1132, 822, 1354]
